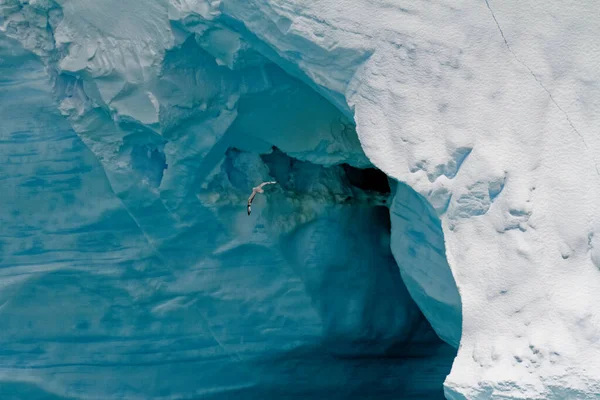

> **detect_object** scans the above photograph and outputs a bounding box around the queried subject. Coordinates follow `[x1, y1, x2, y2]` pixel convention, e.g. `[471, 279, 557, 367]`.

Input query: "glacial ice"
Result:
[0, 13, 455, 400]
[2, 0, 600, 399]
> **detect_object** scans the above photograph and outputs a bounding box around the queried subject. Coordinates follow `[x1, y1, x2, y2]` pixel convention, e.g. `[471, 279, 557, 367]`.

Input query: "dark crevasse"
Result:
[0, 27, 460, 400]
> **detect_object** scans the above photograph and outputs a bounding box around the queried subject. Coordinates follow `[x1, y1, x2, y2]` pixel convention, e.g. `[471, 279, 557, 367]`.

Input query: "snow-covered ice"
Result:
[1, 0, 600, 398]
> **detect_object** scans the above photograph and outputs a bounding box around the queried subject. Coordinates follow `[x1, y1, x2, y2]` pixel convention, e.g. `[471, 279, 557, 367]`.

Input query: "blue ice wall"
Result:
[391, 182, 463, 348]
[0, 31, 456, 399]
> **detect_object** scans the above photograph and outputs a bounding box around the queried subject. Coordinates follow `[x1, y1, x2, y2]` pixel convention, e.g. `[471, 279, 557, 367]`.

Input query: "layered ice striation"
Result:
[3, 0, 600, 399]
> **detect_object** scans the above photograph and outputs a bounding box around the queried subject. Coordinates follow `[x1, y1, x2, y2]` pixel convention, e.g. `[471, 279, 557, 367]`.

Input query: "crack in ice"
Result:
[483, 0, 600, 176]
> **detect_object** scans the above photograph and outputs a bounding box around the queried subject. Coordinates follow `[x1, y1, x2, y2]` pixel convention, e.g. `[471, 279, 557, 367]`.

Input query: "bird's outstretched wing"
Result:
[258, 181, 277, 189]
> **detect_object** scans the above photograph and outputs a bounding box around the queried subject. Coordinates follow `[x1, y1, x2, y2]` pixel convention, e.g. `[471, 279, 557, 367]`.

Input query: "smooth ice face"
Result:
[390, 182, 462, 349]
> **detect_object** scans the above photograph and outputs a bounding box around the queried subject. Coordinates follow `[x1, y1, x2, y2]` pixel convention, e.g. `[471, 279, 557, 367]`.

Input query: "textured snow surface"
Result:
[2, 0, 600, 399]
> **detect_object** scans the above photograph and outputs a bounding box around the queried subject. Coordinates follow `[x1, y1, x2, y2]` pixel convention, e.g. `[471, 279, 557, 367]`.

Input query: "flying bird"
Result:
[247, 181, 277, 215]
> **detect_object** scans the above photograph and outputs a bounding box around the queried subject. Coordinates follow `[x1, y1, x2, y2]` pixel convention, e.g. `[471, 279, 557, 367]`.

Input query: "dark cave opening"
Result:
[341, 163, 391, 194]
[224, 145, 454, 348]
[213, 145, 457, 399]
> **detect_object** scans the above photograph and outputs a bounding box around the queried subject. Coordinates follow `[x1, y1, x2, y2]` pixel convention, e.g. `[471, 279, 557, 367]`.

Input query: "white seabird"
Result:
[247, 181, 277, 215]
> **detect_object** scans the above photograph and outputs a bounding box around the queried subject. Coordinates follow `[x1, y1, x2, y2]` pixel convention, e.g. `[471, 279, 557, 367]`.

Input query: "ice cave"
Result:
[1, 0, 600, 399]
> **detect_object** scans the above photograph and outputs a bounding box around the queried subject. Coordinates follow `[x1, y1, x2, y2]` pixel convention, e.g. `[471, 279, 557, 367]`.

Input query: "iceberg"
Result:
[1, 0, 599, 399]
